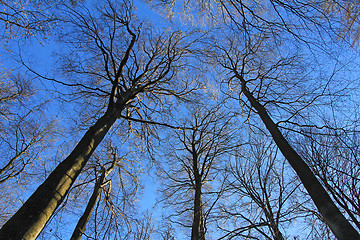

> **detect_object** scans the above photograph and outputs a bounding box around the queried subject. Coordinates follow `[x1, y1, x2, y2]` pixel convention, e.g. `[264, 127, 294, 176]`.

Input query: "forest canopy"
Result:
[0, 0, 359, 239]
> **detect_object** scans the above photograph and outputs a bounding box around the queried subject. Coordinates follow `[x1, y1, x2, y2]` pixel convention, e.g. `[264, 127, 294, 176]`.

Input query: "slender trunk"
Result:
[271, 226, 284, 240]
[241, 82, 360, 240]
[0, 107, 119, 240]
[191, 177, 205, 240]
[268, 216, 284, 240]
[70, 168, 107, 240]
[262, 202, 284, 240]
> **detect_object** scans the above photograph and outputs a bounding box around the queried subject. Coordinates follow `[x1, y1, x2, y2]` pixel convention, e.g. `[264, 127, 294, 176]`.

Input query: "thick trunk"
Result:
[241, 84, 360, 240]
[70, 168, 107, 240]
[0, 108, 119, 240]
[191, 178, 205, 240]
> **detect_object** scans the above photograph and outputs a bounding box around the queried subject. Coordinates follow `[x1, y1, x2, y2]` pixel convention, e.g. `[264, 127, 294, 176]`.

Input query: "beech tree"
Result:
[156, 103, 238, 240]
[69, 141, 138, 240]
[297, 127, 360, 231]
[0, 0, 59, 227]
[0, 1, 197, 239]
[66, 140, 141, 240]
[0, 74, 51, 183]
[1, 0, 359, 239]
[0, 71, 55, 228]
[210, 26, 360, 238]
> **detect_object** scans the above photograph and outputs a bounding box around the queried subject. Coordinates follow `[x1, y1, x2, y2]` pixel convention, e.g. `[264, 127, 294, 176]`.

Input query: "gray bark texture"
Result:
[240, 79, 360, 240]
[70, 168, 107, 240]
[0, 107, 119, 240]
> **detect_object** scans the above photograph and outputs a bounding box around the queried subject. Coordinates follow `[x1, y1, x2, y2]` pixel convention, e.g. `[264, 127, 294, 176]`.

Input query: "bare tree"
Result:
[1, 0, 358, 239]
[70, 142, 125, 240]
[127, 211, 156, 240]
[217, 138, 322, 239]
[318, 0, 360, 45]
[66, 140, 141, 240]
[0, 1, 197, 239]
[211, 27, 360, 239]
[0, 74, 50, 183]
[0, 69, 56, 229]
[297, 126, 360, 231]
[0, 0, 59, 39]
[156, 102, 238, 240]
[149, 0, 360, 49]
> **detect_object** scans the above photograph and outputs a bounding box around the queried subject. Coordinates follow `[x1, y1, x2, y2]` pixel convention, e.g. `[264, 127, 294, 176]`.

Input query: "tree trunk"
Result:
[240, 82, 360, 240]
[0, 107, 119, 240]
[262, 203, 284, 240]
[191, 177, 205, 240]
[70, 168, 107, 240]
[268, 218, 284, 240]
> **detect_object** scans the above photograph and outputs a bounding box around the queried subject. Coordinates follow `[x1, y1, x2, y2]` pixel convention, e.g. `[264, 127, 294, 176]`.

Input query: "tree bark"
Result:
[268, 216, 284, 240]
[0, 107, 119, 240]
[191, 144, 206, 240]
[262, 202, 284, 240]
[240, 81, 360, 240]
[70, 168, 107, 240]
[191, 177, 205, 240]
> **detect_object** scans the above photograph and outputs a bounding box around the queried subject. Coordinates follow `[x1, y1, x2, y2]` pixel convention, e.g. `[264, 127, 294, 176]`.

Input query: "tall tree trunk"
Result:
[0, 107, 119, 240]
[191, 177, 205, 240]
[70, 168, 107, 240]
[240, 80, 360, 240]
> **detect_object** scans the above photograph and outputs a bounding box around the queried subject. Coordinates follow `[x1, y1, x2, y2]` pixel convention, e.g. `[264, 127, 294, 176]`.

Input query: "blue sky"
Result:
[1, 0, 360, 239]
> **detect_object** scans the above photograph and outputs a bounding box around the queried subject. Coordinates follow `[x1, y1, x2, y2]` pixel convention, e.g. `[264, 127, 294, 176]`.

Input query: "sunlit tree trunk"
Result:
[0, 0, 189, 238]
[239, 78, 360, 240]
[70, 168, 107, 240]
[0, 106, 121, 240]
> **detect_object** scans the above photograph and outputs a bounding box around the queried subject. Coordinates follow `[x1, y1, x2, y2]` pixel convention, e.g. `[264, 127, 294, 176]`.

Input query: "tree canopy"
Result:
[0, 0, 360, 239]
